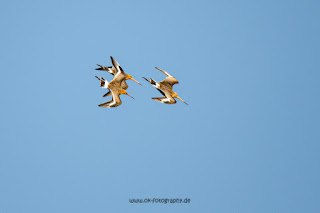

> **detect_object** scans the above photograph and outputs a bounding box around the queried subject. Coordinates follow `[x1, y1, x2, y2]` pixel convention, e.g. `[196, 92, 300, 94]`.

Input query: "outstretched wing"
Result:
[156, 88, 166, 96]
[155, 67, 172, 77]
[152, 97, 176, 104]
[98, 93, 115, 107]
[99, 86, 123, 108]
[96, 64, 118, 76]
[155, 67, 179, 86]
[98, 96, 121, 108]
[110, 56, 121, 73]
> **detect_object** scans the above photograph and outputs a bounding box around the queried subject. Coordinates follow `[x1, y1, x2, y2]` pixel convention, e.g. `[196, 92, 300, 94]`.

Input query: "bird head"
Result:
[126, 74, 142, 85]
[172, 92, 188, 105]
[121, 89, 134, 99]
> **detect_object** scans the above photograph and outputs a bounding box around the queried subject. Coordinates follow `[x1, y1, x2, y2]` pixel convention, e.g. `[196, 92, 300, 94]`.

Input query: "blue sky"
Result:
[1, 0, 320, 212]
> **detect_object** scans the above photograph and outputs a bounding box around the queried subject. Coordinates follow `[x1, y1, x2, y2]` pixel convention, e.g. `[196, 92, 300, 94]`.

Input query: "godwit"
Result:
[143, 67, 187, 105]
[95, 65, 134, 108]
[96, 56, 141, 97]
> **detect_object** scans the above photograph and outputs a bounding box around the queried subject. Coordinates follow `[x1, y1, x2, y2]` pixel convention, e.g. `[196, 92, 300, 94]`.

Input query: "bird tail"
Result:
[150, 78, 156, 85]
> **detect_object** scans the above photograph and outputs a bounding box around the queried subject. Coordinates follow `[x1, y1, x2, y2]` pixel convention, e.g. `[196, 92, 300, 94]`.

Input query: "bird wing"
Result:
[96, 65, 118, 76]
[110, 56, 121, 73]
[110, 85, 123, 107]
[155, 67, 179, 86]
[111, 66, 126, 85]
[152, 97, 176, 104]
[121, 80, 129, 90]
[155, 67, 172, 77]
[157, 88, 166, 96]
[99, 99, 115, 108]
[161, 76, 179, 87]
[99, 90, 122, 108]
[98, 93, 115, 107]
[102, 90, 112, 97]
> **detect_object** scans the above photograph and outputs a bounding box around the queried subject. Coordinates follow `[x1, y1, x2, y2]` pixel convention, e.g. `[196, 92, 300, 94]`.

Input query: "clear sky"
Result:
[1, 0, 320, 212]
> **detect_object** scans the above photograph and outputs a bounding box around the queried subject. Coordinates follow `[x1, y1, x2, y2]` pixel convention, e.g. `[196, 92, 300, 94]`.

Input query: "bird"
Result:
[143, 67, 187, 105]
[95, 56, 141, 97]
[95, 63, 134, 108]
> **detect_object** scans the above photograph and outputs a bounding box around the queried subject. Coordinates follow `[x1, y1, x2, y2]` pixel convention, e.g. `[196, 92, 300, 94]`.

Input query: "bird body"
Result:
[94, 57, 187, 108]
[95, 57, 134, 108]
[143, 67, 187, 105]
[96, 57, 141, 97]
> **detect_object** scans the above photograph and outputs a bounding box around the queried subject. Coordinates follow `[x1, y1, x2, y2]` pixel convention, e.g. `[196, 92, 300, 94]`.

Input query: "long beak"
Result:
[130, 77, 142, 85]
[176, 96, 188, 105]
[95, 76, 101, 81]
[126, 93, 134, 99]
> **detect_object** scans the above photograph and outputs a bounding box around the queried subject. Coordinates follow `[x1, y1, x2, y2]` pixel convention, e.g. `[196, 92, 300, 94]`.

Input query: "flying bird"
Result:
[95, 62, 134, 108]
[96, 56, 141, 97]
[143, 67, 187, 105]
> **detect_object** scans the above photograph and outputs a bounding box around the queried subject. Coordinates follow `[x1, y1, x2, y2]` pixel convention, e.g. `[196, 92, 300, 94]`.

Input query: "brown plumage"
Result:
[143, 67, 187, 105]
[95, 58, 134, 108]
[95, 56, 141, 97]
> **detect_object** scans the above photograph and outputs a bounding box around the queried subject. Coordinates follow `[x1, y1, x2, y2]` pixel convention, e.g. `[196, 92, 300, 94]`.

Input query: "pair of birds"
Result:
[95, 56, 188, 108]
